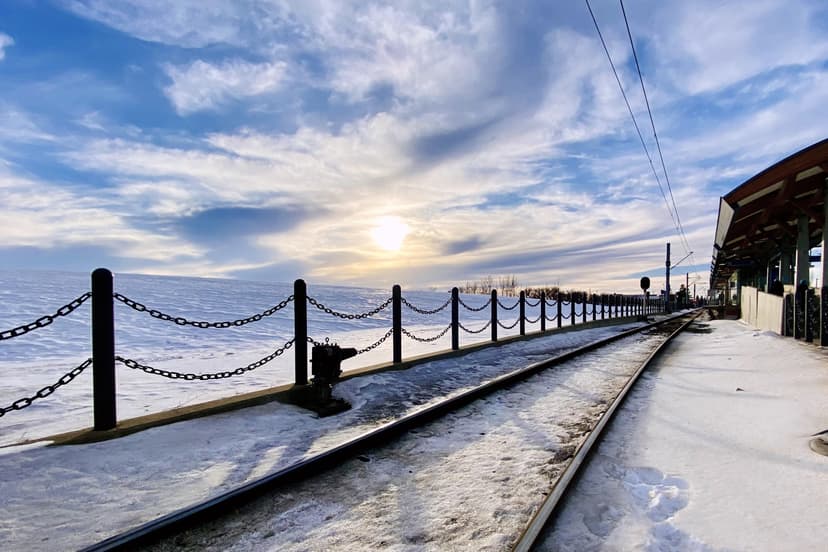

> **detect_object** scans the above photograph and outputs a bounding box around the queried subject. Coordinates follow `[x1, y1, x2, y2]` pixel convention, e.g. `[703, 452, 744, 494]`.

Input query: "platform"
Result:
[547, 315, 828, 550]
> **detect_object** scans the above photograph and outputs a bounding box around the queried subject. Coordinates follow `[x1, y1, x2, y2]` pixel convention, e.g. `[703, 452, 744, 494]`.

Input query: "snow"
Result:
[542, 316, 828, 551]
[2, 272, 825, 551]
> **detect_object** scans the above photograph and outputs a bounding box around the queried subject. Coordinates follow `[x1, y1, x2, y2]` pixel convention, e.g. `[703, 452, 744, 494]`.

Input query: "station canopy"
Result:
[711, 138, 828, 289]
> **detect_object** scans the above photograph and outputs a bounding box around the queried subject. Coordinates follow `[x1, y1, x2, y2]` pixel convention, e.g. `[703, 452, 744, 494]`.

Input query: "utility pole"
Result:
[665, 242, 671, 313]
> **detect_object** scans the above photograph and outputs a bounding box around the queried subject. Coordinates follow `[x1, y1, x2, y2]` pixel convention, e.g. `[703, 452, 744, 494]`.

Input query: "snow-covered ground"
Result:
[543, 316, 828, 551]
[0, 318, 649, 551]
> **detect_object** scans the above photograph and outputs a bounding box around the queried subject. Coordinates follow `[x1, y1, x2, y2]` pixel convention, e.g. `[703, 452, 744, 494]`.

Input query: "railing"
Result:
[1, 268, 664, 431]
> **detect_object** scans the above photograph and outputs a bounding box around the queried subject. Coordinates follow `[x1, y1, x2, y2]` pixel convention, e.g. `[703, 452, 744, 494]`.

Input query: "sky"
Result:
[1, 0, 827, 294]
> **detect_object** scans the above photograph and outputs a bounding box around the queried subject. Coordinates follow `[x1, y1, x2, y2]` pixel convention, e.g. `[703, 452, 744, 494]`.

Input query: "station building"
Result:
[710, 138, 828, 344]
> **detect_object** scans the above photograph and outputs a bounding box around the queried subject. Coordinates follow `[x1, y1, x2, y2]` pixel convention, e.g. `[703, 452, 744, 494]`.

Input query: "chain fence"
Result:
[497, 317, 520, 330]
[459, 320, 492, 334]
[544, 312, 559, 322]
[0, 358, 92, 418]
[0, 293, 91, 341]
[525, 298, 541, 308]
[401, 296, 451, 315]
[307, 296, 392, 320]
[525, 313, 541, 324]
[497, 298, 519, 310]
[113, 293, 294, 328]
[402, 324, 452, 343]
[458, 297, 492, 312]
[115, 339, 294, 380]
[357, 328, 394, 354]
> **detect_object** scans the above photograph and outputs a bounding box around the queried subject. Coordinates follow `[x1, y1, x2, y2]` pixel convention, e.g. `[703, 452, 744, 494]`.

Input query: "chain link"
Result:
[560, 311, 572, 320]
[544, 299, 558, 308]
[497, 317, 520, 330]
[113, 293, 294, 328]
[0, 293, 91, 341]
[497, 298, 519, 310]
[116, 340, 294, 380]
[545, 312, 558, 322]
[525, 298, 541, 308]
[0, 358, 92, 417]
[458, 297, 492, 312]
[525, 313, 541, 324]
[357, 328, 394, 354]
[401, 296, 451, 315]
[401, 324, 451, 343]
[307, 296, 392, 320]
[458, 319, 492, 334]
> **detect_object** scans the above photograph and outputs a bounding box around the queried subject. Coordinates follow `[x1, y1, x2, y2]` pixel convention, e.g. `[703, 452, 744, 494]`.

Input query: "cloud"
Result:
[163, 59, 288, 115]
[0, 33, 12, 60]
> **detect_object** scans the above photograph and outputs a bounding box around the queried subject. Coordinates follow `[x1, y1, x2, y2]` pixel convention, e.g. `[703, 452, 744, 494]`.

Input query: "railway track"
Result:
[83, 310, 701, 552]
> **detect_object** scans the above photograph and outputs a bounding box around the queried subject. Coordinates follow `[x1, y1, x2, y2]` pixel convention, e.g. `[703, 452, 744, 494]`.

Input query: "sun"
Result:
[371, 216, 410, 251]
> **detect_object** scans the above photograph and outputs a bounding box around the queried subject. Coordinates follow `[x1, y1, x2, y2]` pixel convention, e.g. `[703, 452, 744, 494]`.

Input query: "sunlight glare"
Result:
[371, 216, 410, 251]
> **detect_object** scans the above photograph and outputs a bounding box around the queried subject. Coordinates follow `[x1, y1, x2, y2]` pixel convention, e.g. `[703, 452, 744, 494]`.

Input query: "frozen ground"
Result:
[543, 316, 828, 551]
[0, 269, 647, 551]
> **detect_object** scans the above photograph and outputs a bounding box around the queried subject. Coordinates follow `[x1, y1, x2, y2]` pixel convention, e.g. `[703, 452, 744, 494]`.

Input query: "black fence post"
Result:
[393, 285, 402, 363]
[581, 293, 587, 325]
[540, 292, 546, 332]
[600, 295, 605, 320]
[570, 294, 575, 326]
[556, 294, 562, 329]
[451, 287, 459, 351]
[491, 290, 498, 342]
[592, 294, 597, 321]
[91, 268, 116, 431]
[519, 291, 526, 336]
[293, 279, 308, 386]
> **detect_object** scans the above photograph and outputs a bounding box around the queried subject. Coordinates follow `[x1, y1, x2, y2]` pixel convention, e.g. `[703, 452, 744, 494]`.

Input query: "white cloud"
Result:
[163, 59, 288, 115]
[0, 33, 12, 60]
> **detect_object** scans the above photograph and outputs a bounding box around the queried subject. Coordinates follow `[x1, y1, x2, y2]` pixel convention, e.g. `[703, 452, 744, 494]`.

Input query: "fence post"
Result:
[592, 294, 597, 321]
[393, 285, 402, 363]
[540, 292, 546, 332]
[91, 268, 116, 431]
[451, 287, 459, 351]
[601, 295, 606, 320]
[556, 294, 562, 328]
[491, 290, 498, 342]
[294, 279, 308, 386]
[519, 291, 526, 336]
[581, 293, 587, 324]
[570, 293, 575, 326]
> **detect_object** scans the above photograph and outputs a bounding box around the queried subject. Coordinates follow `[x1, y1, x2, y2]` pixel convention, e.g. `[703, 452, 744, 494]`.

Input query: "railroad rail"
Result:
[82, 310, 701, 552]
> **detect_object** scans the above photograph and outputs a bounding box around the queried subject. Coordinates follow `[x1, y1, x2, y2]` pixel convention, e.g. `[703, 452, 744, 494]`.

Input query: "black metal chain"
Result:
[0, 293, 92, 341]
[560, 311, 571, 319]
[560, 299, 571, 306]
[525, 298, 541, 307]
[545, 312, 558, 322]
[458, 297, 492, 312]
[458, 320, 492, 334]
[0, 358, 92, 417]
[525, 313, 541, 324]
[113, 293, 294, 328]
[357, 328, 394, 354]
[307, 296, 392, 320]
[401, 296, 451, 315]
[497, 298, 519, 310]
[497, 317, 520, 330]
[402, 324, 451, 343]
[544, 299, 558, 308]
[115, 340, 294, 380]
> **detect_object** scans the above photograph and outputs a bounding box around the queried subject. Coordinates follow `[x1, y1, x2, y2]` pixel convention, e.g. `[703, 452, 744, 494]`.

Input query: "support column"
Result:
[794, 215, 809, 339]
[821, 179, 828, 346]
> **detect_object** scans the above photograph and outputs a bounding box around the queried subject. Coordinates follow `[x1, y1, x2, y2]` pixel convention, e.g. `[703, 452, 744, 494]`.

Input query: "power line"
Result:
[583, 0, 679, 237]
[618, 0, 698, 277]
[618, 0, 692, 257]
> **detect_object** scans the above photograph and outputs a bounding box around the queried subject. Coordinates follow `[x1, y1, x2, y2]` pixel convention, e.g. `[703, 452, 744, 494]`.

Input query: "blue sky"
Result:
[1, 0, 827, 294]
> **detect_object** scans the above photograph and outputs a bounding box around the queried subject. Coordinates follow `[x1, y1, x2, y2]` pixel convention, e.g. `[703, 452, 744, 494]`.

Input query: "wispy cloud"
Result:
[0, 33, 12, 61]
[163, 59, 288, 115]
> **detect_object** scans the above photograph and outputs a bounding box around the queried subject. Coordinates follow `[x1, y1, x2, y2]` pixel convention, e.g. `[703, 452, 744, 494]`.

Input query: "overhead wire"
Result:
[618, 0, 699, 283]
[582, 0, 679, 239]
[618, 0, 693, 258]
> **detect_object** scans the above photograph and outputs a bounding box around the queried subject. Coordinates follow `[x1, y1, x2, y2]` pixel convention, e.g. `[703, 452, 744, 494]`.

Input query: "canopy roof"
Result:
[710, 138, 828, 288]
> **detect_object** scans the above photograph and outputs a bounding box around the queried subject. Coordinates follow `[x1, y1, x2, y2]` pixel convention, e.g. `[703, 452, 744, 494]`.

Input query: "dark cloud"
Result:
[442, 236, 485, 256]
[177, 205, 321, 243]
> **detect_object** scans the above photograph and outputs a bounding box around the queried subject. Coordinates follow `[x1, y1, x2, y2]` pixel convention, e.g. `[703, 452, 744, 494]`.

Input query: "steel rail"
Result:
[82, 310, 700, 552]
[511, 310, 702, 551]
